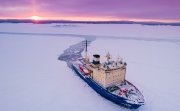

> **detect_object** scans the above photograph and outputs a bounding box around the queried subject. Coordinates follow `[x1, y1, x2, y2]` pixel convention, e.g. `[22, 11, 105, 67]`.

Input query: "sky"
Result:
[0, 0, 180, 22]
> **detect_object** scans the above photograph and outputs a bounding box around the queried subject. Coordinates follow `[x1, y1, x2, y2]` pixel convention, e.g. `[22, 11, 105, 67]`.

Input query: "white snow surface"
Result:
[1, 23, 180, 40]
[0, 23, 180, 111]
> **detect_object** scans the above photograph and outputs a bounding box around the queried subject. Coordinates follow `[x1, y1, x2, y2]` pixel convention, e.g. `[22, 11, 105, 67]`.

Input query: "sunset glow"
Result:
[30, 16, 42, 21]
[0, 0, 180, 22]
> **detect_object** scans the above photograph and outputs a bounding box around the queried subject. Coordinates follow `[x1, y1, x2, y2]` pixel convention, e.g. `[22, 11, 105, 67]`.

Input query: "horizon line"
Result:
[0, 18, 180, 24]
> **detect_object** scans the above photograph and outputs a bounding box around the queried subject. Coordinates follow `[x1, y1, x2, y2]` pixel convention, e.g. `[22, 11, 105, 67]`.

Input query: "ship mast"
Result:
[85, 39, 87, 58]
[84, 39, 89, 62]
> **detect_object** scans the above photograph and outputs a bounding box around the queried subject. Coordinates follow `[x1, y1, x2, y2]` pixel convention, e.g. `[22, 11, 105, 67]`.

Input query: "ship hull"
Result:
[71, 63, 143, 109]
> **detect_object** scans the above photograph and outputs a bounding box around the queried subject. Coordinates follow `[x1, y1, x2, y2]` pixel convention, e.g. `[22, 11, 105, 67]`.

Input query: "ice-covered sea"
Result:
[0, 23, 180, 111]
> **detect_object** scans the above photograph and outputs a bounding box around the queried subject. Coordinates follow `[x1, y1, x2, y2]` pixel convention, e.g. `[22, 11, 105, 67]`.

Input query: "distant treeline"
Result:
[0, 19, 180, 26]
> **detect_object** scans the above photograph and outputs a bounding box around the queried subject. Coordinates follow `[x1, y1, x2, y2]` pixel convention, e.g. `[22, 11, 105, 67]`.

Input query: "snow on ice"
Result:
[0, 23, 180, 111]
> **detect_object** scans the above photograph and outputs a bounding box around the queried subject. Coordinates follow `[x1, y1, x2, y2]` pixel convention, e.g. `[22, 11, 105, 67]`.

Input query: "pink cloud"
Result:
[0, 0, 179, 21]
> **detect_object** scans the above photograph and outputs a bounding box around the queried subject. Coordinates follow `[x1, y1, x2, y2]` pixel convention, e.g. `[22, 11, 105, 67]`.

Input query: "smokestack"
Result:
[93, 54, 100, 65]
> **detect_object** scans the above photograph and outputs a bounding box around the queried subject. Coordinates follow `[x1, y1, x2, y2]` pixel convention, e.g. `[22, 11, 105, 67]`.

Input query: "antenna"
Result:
[85, 40, 88, 59]
[82, 39, 90, 60]
[85, 39, 87, 53]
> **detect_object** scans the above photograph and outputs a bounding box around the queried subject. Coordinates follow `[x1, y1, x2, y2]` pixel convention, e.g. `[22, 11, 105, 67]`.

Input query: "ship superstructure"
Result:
[83, 53, 126, 88]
